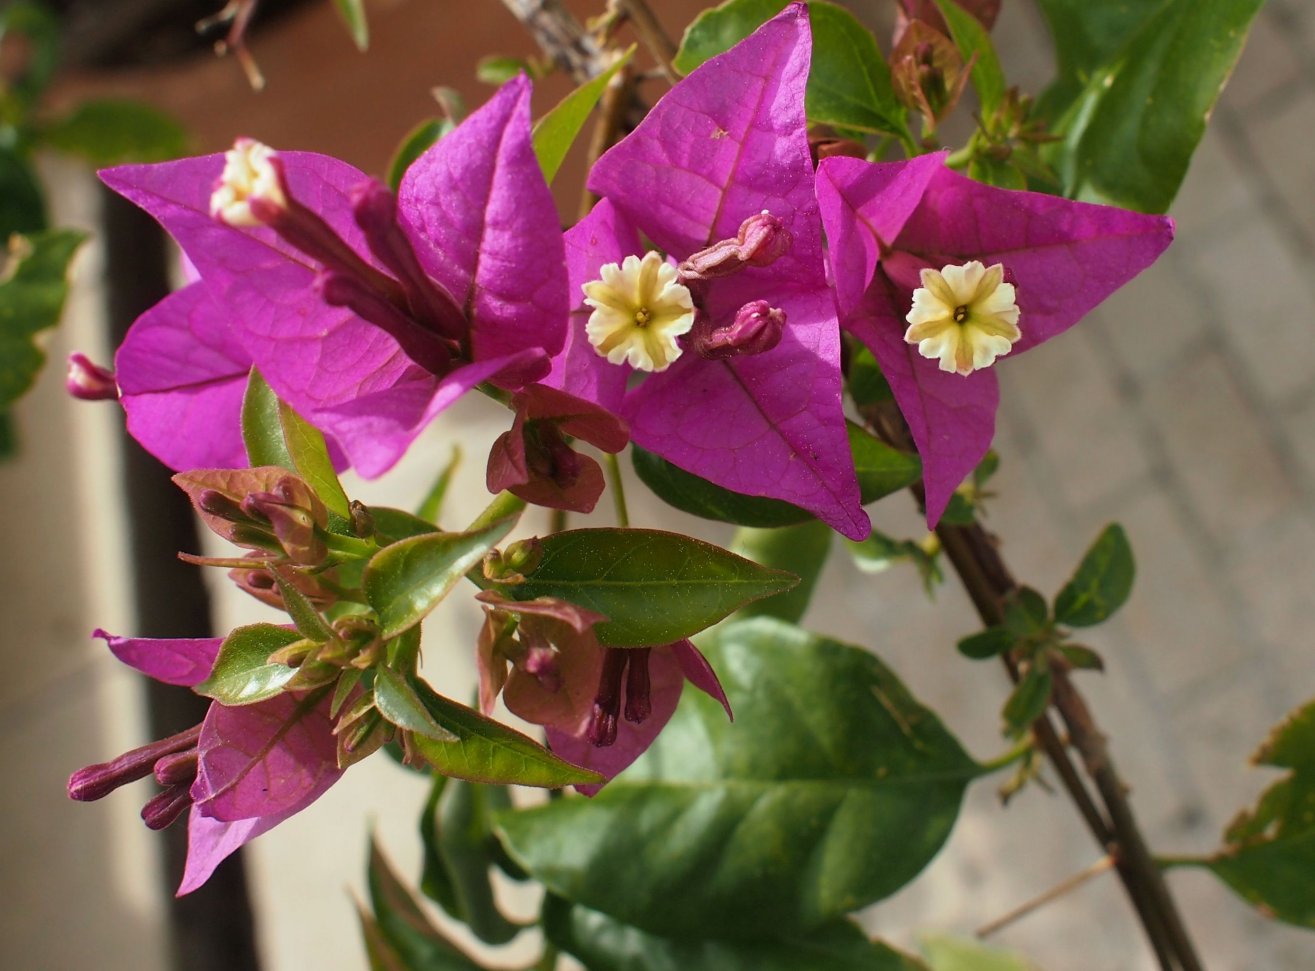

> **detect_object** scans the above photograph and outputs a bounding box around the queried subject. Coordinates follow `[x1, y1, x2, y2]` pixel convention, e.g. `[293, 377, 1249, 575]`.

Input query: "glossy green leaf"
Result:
[1002, 669, 1053, 735]
[195, 623, 301, 705]
[41, 100, 188, 166]
[374, 668, 459, 742]
[364, 515, 518, 638]
[240, 369, 296, 470]
[371, 506, 441, 543]
[278, 399, 352, 520]
[0, 149, 47, 236]
[498, 618, 982, 937]
[418, 775, 458, 913]
[847, 345, 893, 408]
[504, 529, 797, 646]
[428, 779, 520, 944]
[957, 626, 1014, 661]
[407, 679, 603, 788]
[1172, 699, 1315, 929]
[532, 46, 634, 183]
[331, 0, 369, 50]
[1053, 524, 1134, 627]
[1039, 0, 1264, 212]
[731, 520, 830, 624]
[0, 230, 85, 408]
[544, 898, 930, 971]
[673, 0, 909, 139]
[920, 933, 1042, 971]
[931, 0, 1006, 118]
[365, 838, 484, 971]
[634, 424, 920, 529]
[273, 573, 333, 642]
[387, 119, 453, 191]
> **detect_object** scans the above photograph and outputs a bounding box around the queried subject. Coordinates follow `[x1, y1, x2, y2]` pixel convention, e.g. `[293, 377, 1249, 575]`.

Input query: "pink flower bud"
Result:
[691, 300, 786, 359]
[65, 353, 118, 401]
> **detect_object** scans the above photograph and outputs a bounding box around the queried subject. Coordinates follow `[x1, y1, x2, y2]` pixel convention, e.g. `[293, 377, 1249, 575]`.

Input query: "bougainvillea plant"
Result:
[22, 0, 1303, 968]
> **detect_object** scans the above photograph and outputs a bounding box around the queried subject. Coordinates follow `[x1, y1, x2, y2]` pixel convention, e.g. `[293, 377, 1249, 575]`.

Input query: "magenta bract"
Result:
[817, 153, 1174, 524]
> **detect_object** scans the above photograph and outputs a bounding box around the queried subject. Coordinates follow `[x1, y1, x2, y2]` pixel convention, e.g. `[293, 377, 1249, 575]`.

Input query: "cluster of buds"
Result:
[891, 19, 972, 137]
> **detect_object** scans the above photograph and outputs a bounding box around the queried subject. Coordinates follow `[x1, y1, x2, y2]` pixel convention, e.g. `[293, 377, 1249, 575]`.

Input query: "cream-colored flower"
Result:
[210, 138, 287, 227]
[582, 252, 696, 372]
[904, 260, 1021, 375]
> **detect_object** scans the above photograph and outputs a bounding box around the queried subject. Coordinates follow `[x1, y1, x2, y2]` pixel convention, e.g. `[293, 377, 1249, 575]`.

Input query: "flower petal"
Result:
[192, 692, 341, 822]
[115, 283, 250, 471]
[94, 629, 222, 687]
[399, 75, 567, 384]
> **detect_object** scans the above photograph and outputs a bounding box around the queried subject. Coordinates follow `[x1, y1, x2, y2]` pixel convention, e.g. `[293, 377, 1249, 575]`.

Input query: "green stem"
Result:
[605, 452, 629, 527]
[979, 735, 1034, 773]
[324, 531, 376, 558]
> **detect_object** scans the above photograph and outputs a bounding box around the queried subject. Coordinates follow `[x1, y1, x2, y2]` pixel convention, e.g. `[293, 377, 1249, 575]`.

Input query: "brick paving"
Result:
[5, 1, 1315, 969]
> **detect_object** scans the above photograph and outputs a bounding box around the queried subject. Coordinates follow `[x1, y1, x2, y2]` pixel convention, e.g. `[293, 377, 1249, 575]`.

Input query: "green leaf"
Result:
[931, 0, 1007, 118]
[1039, 0, 1265, 212]
[1053, 524, 1134, 627]
[40, 100, 188, 166]
[387, 118, 453, 191]
[364, 514, 518, 638]
[1002, 668, 1053, 735]
[418, 775, 459, 914]
[476, 56, 531, 86]
[504, 528, 798, 646]
[731, 520, 831, 624]
[331, 0, 369, 50]
[371, 506, 441, 543]
[498, 618, 982, 937]
[407, 679, 603, 788]
[365, 837, 484, 971]
[427, 779, 520, 944]
[240, 369, 296, 469]
[1172, 699, 1315, 929]
[273, 572, 333, 642]
[0, 230, 85, 409]
[847, 345, 893, 408]
[195, 623, 301, 705]
[374, 667, 460, 742]
[1002, 586, 1049, 636]
[545, 898, 930, 971]
[674, 0, 910, 139]
[968, 154, 1027, 190]
[920, 933, 1042, 971]
[850, 422, 924, 502]
[278, 398, 352, 520]
[0, 149, 47, 235]
[532, 46, 634, 183]
[957, 626, 1014, 661]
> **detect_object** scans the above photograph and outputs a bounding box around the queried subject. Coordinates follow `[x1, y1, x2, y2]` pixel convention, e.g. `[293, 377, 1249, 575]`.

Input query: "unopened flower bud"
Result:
[525, 423, 583, 488]
[691, 300, 786, 359]
[623, 647, 652, 724]
[210, 138, 288, 227]
[141, 782, 193, 830]
[350, 500, 374, 538]
[678, 211, 792, 283]
[67, 724, 202, 802]
[503, 538, 544, 576]
[197, 488, 248, 522]
[65, 353, 118, 400]
[152, 749, 199, 787]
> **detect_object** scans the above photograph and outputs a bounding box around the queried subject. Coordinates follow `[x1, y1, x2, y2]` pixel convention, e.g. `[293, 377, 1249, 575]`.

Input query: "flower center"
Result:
[582, 251, 695, 372]
[904, 260, 1021, 376]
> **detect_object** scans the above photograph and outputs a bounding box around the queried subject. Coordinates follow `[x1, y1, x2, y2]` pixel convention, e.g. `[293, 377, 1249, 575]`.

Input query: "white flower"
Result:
[210, 138, 287, 227]
[582, 252, 696, 372]
[904, 260, 1021, 375]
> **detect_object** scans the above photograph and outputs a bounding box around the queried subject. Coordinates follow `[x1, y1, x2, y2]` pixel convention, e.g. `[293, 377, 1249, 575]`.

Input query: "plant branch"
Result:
[497, 0, 611, 82]
[609, 0, 679, 83]
[864, 400, 1197, 970]
[936, 516, 1203, 971]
